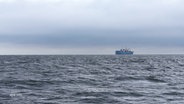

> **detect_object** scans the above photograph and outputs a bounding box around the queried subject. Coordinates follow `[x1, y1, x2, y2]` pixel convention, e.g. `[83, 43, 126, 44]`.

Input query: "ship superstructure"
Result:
[115, 48, 134, 55]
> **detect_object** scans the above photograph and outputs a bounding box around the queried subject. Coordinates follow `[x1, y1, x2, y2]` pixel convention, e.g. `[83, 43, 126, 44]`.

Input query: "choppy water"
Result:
[1, 55, 184, 104]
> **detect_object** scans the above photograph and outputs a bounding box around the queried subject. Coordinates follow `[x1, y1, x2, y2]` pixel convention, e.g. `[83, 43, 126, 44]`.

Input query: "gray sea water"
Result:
[0, 55, 184, 104]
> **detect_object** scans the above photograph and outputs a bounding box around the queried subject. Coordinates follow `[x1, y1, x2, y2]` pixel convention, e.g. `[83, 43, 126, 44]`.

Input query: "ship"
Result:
[115, 48, 134, 55]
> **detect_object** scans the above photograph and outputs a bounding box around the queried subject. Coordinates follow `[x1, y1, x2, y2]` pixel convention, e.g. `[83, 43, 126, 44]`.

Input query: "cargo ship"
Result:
[115, 48, 134, 55]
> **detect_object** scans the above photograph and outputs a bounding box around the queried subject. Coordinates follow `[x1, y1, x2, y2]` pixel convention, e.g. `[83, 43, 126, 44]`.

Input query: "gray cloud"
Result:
[0, 0, 184, 54]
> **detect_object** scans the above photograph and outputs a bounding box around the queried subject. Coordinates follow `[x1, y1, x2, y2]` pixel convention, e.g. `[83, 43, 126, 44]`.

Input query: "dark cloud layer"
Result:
[0, 32, 183, 47]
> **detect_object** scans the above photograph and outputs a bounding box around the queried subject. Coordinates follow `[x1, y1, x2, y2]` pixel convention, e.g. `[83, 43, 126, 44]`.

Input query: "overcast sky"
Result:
[0, 0, 184, 54]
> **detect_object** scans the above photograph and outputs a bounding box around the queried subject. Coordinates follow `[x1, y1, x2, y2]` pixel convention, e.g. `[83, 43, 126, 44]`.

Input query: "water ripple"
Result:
[0, 55, 184, 103]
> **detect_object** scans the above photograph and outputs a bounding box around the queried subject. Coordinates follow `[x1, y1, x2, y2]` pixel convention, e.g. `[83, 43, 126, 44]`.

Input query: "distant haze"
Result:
[0, 0, 184, 54]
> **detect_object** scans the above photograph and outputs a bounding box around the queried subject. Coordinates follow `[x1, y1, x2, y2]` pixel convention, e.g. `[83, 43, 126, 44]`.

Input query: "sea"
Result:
[0, 55, 184, 104]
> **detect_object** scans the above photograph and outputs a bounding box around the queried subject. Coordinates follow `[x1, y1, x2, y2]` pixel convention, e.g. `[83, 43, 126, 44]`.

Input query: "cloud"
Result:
[0, 0, 184, 54]
[0, 0, 183, 34]
[0, 0, 15, 2]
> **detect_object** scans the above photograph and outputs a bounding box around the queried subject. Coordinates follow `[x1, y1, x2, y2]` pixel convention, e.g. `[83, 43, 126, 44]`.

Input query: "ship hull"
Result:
[115, 51, 134, 55]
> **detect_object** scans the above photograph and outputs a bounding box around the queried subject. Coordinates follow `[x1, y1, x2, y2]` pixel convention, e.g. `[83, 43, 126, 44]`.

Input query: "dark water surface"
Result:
[0, 55, 184, 104]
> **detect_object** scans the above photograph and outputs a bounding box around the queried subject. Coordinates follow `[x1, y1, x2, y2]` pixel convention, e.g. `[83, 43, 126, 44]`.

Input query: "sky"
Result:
[0, 0, 184, 54]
